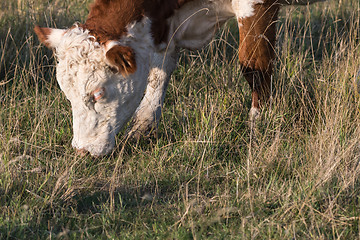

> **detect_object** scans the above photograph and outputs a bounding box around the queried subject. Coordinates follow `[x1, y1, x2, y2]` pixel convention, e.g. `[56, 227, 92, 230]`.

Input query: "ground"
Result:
[0, 0, 360, 239]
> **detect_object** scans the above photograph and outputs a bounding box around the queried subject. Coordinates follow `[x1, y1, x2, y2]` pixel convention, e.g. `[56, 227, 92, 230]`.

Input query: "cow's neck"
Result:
[83, 0, 144, 44]
[83, 0, 196, 45]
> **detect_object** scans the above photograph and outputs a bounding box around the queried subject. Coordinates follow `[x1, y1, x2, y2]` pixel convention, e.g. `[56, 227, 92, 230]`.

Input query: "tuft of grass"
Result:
[1, 0, 360, 239]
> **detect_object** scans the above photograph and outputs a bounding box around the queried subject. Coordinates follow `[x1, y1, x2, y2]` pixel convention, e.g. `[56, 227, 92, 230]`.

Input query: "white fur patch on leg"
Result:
[249, 107, 261, 121]
[232, 0, 263, 19]
[129, 52, 178, 139]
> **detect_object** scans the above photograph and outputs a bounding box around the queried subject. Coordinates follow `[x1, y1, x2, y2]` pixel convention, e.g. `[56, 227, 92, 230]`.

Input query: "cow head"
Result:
[34, 24, 150, 156]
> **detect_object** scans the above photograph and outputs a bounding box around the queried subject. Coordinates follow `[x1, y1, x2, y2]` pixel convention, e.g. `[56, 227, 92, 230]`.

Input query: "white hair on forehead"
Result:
[55, 18, 154, 95]
[55, 26, 110, 98]
[56, 26, 106, 71]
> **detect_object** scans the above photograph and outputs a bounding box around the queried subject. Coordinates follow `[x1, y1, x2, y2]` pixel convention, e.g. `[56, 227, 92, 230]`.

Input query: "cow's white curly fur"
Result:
[53, 19, 154, 156]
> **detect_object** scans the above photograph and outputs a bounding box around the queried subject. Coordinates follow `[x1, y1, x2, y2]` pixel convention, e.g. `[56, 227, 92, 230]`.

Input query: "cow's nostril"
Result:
[75, 148, 89, 157]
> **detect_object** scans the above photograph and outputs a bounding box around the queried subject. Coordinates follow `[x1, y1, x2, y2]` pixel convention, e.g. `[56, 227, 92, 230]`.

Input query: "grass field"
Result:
[1, 0, 360, 239]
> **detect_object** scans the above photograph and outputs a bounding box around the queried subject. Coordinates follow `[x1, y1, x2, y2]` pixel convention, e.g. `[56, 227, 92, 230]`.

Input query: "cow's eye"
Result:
[91, 87, 105, 102]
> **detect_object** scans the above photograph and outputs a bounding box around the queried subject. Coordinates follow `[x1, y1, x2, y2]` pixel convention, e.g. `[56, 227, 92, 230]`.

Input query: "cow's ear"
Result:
[105, 44, 137, 76]
[34, 26, 66, 49]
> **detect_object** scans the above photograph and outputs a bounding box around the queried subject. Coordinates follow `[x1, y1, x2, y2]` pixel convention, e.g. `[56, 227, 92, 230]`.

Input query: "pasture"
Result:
[1, 0, 360, 238]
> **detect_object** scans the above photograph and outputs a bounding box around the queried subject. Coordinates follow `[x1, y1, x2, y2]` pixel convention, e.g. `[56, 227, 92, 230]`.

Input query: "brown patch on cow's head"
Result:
[105, 45, 136, 75]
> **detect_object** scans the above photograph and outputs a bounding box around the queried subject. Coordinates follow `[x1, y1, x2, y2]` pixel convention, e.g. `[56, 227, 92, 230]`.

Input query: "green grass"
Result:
[1, 0, 360, 239]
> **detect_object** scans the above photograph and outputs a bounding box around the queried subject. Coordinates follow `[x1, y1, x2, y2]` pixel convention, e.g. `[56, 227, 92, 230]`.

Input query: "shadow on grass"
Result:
[1, 178, 189, 239]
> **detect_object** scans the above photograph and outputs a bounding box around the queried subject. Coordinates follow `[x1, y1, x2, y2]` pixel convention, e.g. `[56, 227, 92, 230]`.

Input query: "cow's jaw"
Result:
[67, 74, 142, 156]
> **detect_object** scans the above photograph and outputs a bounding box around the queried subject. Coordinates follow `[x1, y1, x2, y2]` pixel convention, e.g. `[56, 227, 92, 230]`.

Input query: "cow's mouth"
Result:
[72, 140, 114, 157]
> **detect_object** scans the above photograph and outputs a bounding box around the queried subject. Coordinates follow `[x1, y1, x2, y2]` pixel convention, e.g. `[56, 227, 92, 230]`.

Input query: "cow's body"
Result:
[35, 0, 324, 156]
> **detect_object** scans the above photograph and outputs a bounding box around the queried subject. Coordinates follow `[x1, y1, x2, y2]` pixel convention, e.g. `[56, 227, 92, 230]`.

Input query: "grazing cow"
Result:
[35, 0, 324, 156]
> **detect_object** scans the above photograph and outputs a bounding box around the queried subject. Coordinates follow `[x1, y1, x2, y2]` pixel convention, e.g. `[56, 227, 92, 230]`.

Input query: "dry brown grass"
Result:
[0, 0, 360, 239]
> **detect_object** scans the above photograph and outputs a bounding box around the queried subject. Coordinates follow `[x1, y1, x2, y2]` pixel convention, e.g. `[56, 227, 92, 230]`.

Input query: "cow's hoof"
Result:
[249, 107, 261, 122]
[128, 122, 158, 141]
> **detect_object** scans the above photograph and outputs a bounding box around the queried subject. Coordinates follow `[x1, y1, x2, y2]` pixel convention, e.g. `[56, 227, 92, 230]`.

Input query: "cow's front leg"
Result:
[129, 52, 178, 139]
[237, 2, 280, 120]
